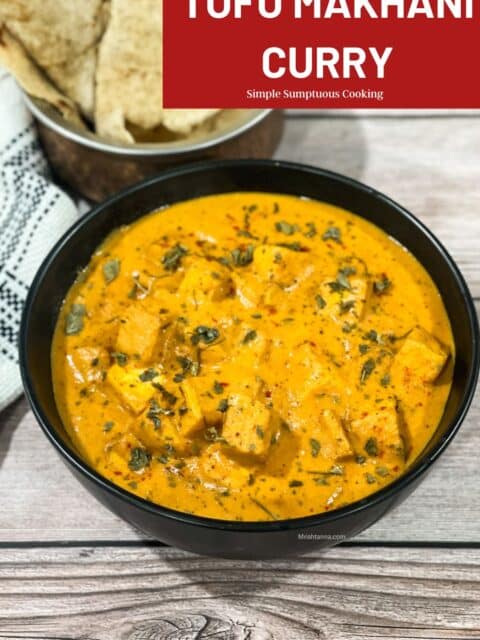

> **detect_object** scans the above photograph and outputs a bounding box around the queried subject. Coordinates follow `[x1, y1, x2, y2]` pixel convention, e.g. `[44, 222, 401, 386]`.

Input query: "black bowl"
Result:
[20, 160, 479, 558]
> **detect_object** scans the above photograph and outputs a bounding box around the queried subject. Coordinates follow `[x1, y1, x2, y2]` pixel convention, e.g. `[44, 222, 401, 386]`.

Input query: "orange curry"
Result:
[52, 193, 454, 521]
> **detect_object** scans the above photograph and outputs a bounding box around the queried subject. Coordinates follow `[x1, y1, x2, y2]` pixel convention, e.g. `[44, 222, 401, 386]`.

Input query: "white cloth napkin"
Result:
[0, 69, 79, 411]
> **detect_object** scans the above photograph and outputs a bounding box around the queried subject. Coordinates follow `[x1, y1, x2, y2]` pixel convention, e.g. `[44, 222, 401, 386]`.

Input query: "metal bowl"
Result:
[20, 160, 479, 559]
[24, 96, 284, 201]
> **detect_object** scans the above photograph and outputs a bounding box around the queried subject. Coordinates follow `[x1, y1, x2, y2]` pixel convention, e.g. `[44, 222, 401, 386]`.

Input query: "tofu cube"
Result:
[199, 443, 251, 489]
[200, 342, 227, 367]
[318, 277, 369, 319]
[222, 394, 272, 457]
[286, 343, 340, 401]
[68, 346, 109, 384]
[107, 364, 159, 414]
[178, 259, 232, 304]
[232, 272, 262, 308]
[348, 407, 405, 464]
[391, 326, 450, 385]
[106, 433, 147, 474]
[318, 410, 353, 461]
[116, 304, 161, 362]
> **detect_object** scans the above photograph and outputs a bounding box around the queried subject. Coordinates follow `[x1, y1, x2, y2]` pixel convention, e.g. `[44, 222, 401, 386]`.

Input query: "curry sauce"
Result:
[51, 193, 454, 521]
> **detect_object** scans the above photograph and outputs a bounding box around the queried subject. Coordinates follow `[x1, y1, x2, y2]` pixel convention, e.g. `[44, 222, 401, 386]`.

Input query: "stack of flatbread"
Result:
[0, 0, 219, 144]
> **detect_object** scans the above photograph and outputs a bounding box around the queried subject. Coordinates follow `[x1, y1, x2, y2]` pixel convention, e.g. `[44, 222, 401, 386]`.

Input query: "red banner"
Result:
[163, 0, 479, 108]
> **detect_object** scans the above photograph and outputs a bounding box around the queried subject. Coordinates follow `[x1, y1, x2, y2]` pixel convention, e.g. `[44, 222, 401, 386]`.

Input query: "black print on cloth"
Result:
[0, 89, 78, 409]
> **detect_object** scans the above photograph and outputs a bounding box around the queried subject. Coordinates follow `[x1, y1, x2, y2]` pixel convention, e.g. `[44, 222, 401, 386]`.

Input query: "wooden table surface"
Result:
[1, 111, 479, 639]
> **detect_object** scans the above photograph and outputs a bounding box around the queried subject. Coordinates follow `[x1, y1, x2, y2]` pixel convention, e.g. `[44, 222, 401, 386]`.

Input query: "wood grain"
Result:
[1, 545, 480, 639]
[0, 113, 479, 545]
[280, 114, 480, 297]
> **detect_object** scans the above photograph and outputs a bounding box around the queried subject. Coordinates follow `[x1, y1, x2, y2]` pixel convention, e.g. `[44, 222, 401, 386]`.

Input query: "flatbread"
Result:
[0, 27, 83, 125]
[95, 0, 164, 143]
[95, 0, 219, 143]
[46, 49, 98, 120]
[162, 109, 220, 135]
[1, 0, 109, 118]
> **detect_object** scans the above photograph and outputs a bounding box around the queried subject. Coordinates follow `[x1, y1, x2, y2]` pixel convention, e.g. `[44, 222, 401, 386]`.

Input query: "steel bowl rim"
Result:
[19, 158, 480, 534]
[23, 94, 273, 158]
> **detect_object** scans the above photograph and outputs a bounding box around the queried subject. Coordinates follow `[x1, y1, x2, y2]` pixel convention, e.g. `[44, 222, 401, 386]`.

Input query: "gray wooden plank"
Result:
[0, 545, 479, 639]
[277, 115, 480, 297]
[0, 114, 479, 544]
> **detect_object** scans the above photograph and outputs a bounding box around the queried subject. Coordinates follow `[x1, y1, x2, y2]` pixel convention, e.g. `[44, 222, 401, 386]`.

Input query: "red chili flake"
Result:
[309, 341, 317, 347]
[265, 390, 272, 398]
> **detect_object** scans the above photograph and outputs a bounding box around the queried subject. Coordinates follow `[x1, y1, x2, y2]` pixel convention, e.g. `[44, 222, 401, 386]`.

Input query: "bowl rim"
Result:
[23, 94, 273, 157]
[20, 159, 480, 533]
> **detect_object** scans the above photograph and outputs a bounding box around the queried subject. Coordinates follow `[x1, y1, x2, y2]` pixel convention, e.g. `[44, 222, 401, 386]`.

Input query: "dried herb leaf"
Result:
[217, 398, 229, 413]
[191, 326, 220, 346]
[65, 303, 86, 336]
[328, 268, 354, 293]
[275, 220, 297, 235]
[103, 258, 120, 284]
[310, 438, 321, 458]
[363, 330, 380, 343]
[376, 466, 390, 477]
[289, 480, 303, 488]
[360, 358, 376, 384]
[277, 242, 304, 252]
[162, 244, 188, 272]
[380, 374, 391, 387]
[231, 244, 254, 267]
[364, 437, 379, 457]
[204, 426, 226, 442]
[177, 355, 200, 377]
[339, 299, 355, 315]
[322, 226, 342, 243]
[304, 222, 317, 238]
[316, 295, 327, 310]
[374, 276, 392, 295]
[213, 381, 224, 395]
[152, 383, 177, 406]
[112, 352, 129, 367]
[242, 329, 257, 345]
[128, 447, 151, 472]
[139, 368, 159, 382]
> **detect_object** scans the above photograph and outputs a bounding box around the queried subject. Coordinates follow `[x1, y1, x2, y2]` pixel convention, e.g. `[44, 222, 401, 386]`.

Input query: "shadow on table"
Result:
[276, 113, 368, 181]
[0, 396, 28, 470]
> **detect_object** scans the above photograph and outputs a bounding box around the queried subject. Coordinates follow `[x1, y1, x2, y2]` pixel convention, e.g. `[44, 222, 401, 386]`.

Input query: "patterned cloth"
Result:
[0, 69, 78, 411]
